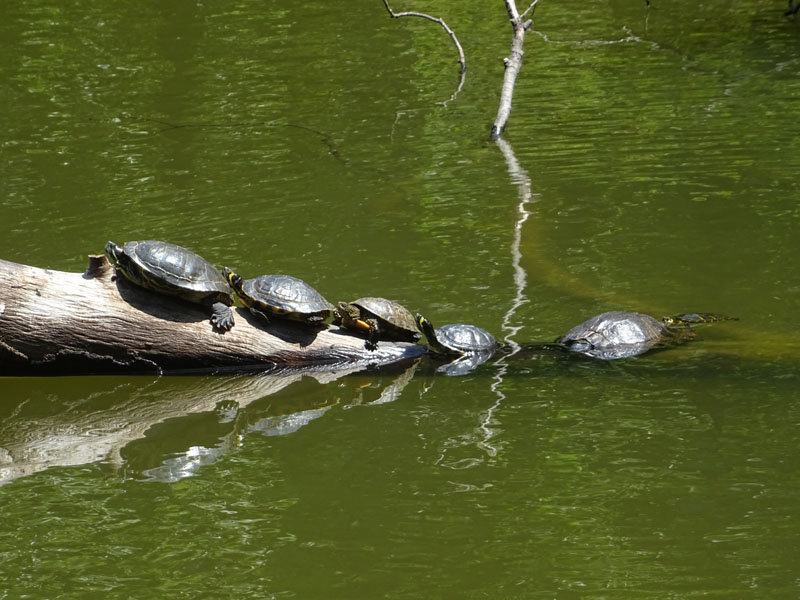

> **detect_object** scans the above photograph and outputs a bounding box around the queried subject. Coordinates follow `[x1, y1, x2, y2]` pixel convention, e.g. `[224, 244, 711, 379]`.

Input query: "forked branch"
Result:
[491, 0, 539, 140]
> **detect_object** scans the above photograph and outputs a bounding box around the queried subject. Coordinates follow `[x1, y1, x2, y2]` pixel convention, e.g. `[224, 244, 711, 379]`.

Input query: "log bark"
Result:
[0, 256, 426, 375]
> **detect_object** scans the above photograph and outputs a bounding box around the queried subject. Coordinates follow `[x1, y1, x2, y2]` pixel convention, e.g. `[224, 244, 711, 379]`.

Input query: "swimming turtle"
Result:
[105, 240, 235, 331]
[223, 268, 334, 324]
[415, 314, 498, 375]
[556, 310, 736, 360]
[334, 297, 420, 350]
[415, 314, 497, 355]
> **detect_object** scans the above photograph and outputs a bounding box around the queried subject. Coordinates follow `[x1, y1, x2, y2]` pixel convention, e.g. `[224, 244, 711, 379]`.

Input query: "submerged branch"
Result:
[382, 0, 466, 103]
[491, 0, 539, 140]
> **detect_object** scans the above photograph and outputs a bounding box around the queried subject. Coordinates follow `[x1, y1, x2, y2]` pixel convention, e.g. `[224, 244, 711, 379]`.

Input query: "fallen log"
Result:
[0, 256, 426, 375]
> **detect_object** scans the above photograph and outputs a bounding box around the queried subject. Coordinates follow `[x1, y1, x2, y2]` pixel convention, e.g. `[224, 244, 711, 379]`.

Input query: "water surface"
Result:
[2, 0, 799, 597]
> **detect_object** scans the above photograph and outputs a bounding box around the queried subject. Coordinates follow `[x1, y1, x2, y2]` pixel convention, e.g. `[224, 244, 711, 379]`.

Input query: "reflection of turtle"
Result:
[556, 310, 736, 360]
[105, 240, 235, 331]
[415, 314, 497, 356]
[334, 297, 420, 350]
[223, 269, 334, 324]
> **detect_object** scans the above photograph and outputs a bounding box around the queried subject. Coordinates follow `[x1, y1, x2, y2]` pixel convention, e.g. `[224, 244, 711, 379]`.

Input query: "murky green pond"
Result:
[2, 0, 799, 597]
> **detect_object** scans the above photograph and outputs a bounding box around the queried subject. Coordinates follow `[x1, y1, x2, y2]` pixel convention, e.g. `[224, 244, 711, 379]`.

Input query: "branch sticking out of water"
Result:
[490, 0, 539, 140]
[381, 0, 466, 104]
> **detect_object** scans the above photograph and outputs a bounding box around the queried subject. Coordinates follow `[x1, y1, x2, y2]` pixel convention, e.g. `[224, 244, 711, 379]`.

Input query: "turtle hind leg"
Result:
[209, 302, 235, 332]
[248, 307, 271, 323]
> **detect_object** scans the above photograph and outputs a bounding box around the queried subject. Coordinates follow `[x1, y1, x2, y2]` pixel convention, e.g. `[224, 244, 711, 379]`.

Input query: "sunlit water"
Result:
[2, 0, 799, 597]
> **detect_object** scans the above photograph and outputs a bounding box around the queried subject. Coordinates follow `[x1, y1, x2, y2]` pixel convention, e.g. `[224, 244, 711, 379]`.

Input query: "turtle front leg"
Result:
[364, 318, 381, 351]
[209, 301, 235, 332]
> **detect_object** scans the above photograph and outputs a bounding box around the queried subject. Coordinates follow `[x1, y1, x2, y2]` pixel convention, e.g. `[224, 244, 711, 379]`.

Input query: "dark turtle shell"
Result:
[416, 314, 496, 356]
[106, 240, 235, 331]
[349, 297, 419, 338]
[233, 272, 334, 323]
[335, 297, 420, 349]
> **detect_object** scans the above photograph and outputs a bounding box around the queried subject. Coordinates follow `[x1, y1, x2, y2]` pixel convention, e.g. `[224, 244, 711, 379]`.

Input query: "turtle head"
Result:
[222, 267, 244, 292]
[104, 241, 130, 272]
[105, 241, 121, 263]
[415, 313, 437, 340]
[335, 301, 370, 330]
[416, 313, 452, 355]
[336, 301, 359, 319]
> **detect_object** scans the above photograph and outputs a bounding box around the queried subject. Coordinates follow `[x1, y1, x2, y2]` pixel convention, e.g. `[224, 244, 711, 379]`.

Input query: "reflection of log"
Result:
[0, 364, 412, 485]
[0, 257, 426, 375]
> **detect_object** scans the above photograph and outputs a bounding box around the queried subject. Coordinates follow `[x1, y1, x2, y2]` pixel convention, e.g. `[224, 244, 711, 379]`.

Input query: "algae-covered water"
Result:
[2, 1, 799, 597]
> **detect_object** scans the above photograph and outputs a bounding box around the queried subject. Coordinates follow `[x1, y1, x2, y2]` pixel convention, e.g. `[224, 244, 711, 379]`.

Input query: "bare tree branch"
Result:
[491, 0, 539, 140]
[382, 0, 466, 103]
[520, 0, 539, 21]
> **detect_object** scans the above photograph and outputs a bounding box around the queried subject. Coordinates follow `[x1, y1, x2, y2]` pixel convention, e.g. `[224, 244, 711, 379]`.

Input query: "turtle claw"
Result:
[211, 303, 235, 332]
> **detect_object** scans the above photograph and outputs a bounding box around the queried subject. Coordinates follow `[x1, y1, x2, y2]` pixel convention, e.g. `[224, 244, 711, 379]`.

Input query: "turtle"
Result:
[223, 268, 334, 324]
[105, 240, 235, 331]
[556, 310, 737, 360]
[415, 314, 497, 356]
[415, 314, 498, 375]
[334, 297, 421, 350]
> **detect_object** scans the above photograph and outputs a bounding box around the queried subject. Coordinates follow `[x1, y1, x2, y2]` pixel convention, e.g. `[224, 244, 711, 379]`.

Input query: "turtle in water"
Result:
[415, 314, 498, 375]
[105, 240, 235, 331]
[223, 268, 334, 324]
[556, 310, 737, 360]
[415, 314, 497, 356]
[334, 297, 420, 350]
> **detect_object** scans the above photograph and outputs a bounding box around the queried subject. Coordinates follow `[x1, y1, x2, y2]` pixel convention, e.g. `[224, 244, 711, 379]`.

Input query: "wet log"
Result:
[0, 256, 426, 375]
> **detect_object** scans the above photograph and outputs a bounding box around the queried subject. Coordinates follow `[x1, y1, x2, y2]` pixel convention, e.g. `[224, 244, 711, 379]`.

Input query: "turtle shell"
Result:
[120, 240, 232, 304]
[557, 311, 669, 360]
[434, 323, 497, 354]
[242, 274, 334, 322]
[349, 297, 420, 339]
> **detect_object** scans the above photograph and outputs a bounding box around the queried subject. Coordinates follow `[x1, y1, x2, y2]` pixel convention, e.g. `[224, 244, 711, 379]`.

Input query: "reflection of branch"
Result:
[382, 0, 466, 104]
[480, 137, 535, 458]
[494, 137, 534, 354]
[491, 0, 539, 140]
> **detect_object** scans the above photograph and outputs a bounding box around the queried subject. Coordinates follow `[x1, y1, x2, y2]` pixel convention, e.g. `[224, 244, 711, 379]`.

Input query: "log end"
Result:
[84, 254, 113, 280]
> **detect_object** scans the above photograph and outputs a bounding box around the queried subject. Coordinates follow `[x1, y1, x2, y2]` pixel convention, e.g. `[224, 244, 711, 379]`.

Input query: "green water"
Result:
[2, 0, 799, 597]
